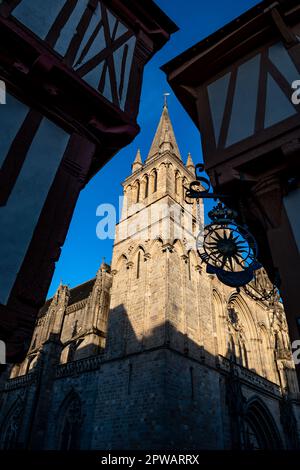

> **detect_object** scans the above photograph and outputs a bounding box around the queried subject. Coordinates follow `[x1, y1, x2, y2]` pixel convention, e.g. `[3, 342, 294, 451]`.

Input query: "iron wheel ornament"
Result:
[200, 222, 257, 272]
[184, 165, 262, 288]
[197, 203, 261, 288]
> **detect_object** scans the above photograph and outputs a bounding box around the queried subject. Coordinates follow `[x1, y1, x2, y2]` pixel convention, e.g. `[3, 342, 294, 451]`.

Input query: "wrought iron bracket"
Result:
[184, 164, 229, 204]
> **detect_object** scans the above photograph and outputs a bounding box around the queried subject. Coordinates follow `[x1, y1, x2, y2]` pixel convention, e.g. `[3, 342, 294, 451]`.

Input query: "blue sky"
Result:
[48, 0, 261, 297]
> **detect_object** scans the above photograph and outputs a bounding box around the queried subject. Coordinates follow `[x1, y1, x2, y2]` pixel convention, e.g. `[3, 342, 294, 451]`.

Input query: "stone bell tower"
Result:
[105, 102, 217, 363]
[102, 102, 224, 449]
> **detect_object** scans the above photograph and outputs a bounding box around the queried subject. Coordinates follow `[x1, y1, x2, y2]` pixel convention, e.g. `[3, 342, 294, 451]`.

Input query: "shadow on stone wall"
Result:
[0, 305, 298, 451]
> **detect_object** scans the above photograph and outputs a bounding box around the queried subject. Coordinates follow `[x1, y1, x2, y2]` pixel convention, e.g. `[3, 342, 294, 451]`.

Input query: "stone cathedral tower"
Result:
[0, 104, 300, 451]
[107, 102, 208, 360]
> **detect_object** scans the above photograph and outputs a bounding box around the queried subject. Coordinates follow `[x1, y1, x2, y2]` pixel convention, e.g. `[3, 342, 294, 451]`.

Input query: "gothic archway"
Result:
[57, 391, 82, 450]
[0, 397, 24, 449]
[225, 294, 259, 371]
[243, 399, 282, 450]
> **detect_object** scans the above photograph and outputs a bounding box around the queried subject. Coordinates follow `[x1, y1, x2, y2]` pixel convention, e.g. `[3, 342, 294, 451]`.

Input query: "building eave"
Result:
[162, 0, 300, 79]
[112, 0, 179, 51]
[161, 0, 300, 127]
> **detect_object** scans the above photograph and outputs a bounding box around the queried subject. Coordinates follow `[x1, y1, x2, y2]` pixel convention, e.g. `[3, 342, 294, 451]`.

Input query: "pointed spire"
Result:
[132, 148, 143, 173]
[146, 102, 181, 162]
[186, 152, 195, 176]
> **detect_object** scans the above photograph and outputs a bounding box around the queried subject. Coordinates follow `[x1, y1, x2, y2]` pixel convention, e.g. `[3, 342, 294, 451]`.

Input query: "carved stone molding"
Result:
[162, 243, 174, 253]
[66, 300, 88, 314]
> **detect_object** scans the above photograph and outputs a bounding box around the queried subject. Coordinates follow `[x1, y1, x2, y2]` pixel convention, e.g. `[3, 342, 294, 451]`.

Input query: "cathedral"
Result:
[0, 104, 300, 450]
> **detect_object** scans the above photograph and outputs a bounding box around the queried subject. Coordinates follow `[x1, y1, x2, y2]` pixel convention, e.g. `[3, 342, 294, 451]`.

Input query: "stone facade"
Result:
[0, 104, 300, 450]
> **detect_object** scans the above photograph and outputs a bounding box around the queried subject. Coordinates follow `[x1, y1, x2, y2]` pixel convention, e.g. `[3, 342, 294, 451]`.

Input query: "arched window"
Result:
[144, 175, 149, 198]
[136, 181, 140, 203]
[59, 392, 82, 450]
[175, 171, 180, 195]
[225, 298, 254, 370]
[153, 170, 158, 193]
[137, 251, 143, 279]
[244, 400, 282, 450]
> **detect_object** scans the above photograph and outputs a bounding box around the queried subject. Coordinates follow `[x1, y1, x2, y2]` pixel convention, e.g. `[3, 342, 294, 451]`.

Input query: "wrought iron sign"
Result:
[197, 203, 261, 288]
[185, 166, 261, 288]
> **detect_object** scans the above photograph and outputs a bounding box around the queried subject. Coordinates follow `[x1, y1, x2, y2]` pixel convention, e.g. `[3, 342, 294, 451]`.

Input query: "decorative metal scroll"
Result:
[184, 164, 227, 202]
